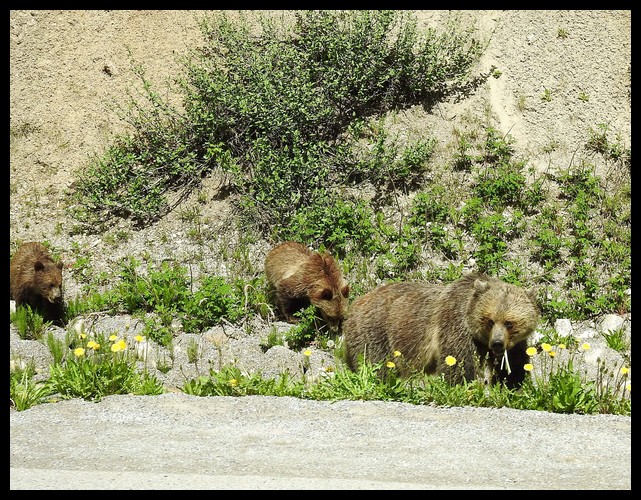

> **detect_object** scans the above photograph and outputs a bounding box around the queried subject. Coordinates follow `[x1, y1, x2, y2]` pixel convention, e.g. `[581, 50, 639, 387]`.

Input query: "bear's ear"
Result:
[473, 278, 490, 293]
[527, 285, 541, 305]
[34, 260, 45, 272]
[341, 284, 350, 298]
[57, 260, 64, 270]
[320, 288, 333, 301]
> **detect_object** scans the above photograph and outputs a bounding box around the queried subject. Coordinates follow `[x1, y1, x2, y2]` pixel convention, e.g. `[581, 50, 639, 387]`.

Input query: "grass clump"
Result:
[46, 331, 164, 402]
[10, 305, 50, 340]
[10, 361, 53, 411]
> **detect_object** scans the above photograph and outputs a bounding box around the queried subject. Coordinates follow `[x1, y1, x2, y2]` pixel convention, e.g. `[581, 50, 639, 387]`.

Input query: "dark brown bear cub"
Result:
[10, 242, 64, 324]
[342, 272, 539, 388]
[264, 241, 350, 330]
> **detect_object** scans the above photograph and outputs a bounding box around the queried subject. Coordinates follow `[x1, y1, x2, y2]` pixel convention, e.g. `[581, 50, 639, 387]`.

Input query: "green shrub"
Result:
[69, 10, 486, 234]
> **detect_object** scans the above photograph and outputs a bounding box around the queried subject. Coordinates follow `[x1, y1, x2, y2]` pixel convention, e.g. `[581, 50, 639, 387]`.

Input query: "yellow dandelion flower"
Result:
[386, 361, 396, 369]
[111, 339, 127, 353]
[541, 343, 552, 352]
[109, 334, 118, 342]
[548, 351, 556, 358]
[229, 379, 238, 387]
[74, 347, 85, 357]
[558, 343, 566, 350]
[523, 363, 534, 372]
[526, 347, 537, 356]
[87, 340, 100, 350]
[445, 355, 457, 366]
[581, 342, 591, 350]
[135, 335, 146, 343]
[79, 333, 87, 340]
[620, 367, 630, 376]
[393, 350, 402, 357]
[303, 349, 312, 357]
[626, 383, 631, 392]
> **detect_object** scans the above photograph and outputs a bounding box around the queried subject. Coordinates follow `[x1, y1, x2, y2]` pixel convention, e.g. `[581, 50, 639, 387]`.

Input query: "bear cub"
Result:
[10, 241, 64, 324]
[342, 272, 539, 388]
[264, 241, 350, 330]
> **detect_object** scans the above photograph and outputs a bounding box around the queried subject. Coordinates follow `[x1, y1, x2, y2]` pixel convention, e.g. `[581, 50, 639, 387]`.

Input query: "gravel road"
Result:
[10, 393, 631, 490]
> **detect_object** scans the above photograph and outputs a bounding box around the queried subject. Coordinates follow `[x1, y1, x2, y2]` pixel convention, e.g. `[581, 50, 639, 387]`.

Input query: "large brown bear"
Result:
[10, 242, 64, 324]
[342, 272, 539, 388]
[264, 241, 350, 330]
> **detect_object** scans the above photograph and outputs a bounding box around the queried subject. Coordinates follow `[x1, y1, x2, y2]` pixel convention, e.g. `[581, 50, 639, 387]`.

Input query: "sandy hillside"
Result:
[10, 10, 631, 252]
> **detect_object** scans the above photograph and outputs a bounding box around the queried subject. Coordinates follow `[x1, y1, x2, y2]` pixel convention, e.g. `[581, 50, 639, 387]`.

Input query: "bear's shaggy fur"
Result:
[264, 241, 350, 330]
[10, 242, 64, 323]
[342, 272, 539, 388]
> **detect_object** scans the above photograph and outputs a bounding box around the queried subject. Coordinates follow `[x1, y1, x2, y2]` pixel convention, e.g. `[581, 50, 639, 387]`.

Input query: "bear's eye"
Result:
[505, 321, 513, 330]
[486, 318, 494, 328]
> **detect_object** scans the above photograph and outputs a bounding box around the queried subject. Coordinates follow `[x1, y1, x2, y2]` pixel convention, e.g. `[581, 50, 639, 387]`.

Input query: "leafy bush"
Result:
[69, 10, 486, 236]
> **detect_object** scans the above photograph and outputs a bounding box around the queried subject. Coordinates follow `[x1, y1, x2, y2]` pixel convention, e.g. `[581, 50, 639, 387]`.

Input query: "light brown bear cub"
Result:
[342, 272, 539, 388]
[10, 241, 64, 324]
[264, 241, 350, 330]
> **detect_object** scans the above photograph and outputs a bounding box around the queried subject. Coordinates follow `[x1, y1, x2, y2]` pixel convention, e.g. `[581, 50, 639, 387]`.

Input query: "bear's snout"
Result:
[47, 287, 62, 303]
[489, 324, 508, 355]
[490, 339, 505, 354]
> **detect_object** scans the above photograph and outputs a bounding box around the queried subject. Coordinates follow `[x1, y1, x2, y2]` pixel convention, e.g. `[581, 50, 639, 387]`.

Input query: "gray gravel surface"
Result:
[10, 393, 631, 490]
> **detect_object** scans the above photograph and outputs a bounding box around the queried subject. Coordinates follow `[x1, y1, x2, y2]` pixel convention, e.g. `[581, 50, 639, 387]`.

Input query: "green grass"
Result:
[11, 308, 631, 416]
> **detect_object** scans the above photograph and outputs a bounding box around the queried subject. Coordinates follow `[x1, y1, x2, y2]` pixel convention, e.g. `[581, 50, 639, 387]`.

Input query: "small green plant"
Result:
[585, 123, 630, 164]
[262, 326, 287, 350]
[451, 135, 476, 171]
[514, 342, 630, 415]
[186, 337, 201, 364]
[557, 28, 568, 39]
[578, 91, 589, 102]
[156, 347, 174, 374]
[541, 139, 560, 154]
[530, 207, 566, 271]
[46, 331, 67, 365]
[182, 365, 303, 397]
[10, 361, 54, 411]
[308, 355, 409, 402]
[541, 88, 552, 102]
[601, 327, 629, 354]
[284, 305, 323, 350]
[10, 305, 49, 340]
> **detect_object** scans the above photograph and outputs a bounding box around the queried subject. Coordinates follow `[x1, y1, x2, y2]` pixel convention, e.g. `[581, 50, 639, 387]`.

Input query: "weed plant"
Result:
[45, 331, 164, 402]
[10, 305, 49, 340]
[10, 361, 52, 411]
